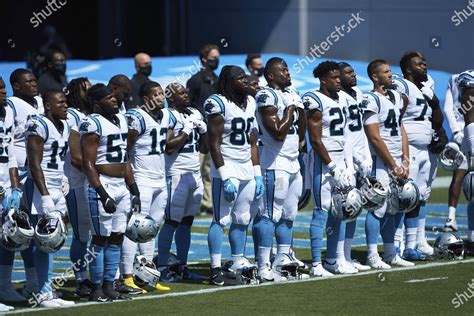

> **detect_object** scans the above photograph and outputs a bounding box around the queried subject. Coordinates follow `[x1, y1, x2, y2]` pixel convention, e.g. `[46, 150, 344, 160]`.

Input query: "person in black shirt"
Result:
[129, 53, 152, 108]
[186, 44, 220, 214]
[38, 50, 68, 96]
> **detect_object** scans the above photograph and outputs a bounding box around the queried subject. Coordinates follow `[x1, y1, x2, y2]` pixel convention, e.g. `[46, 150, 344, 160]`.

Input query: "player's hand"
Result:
[421, 86, 434, 101]
[9, 188, 22, 210]
[254, 176, 264, 200]
[131, 195, 141, 213]
[453, 131, 464, 146]
[391, 164, 407, 180]
[357, 160, 373, 178]
[223, 179, 237, 202]
[41, 195, 55, 214]
[62, 176, 70, 196]
[192, 118, 207, 134]
[182, 118, 194, 136]
[96, 185, 117, 214]
[328, 161, 350, 188]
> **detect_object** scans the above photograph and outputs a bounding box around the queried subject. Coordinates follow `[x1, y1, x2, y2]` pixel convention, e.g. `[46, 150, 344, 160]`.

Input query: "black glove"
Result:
[428, 128, 448, 154]
[128, 182, 141, 213]
[95, 185, 117, 214]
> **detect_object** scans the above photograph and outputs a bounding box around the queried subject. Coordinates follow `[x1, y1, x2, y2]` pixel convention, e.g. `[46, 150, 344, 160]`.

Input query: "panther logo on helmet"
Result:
[125, 212, 159, 243]
[433, 232, 465, 260]
[271, 253, 309, 281]
[388, 178, 419, 214]
[133, 255, 161, 288]
[0, 209, 34, 252]
[360, 177, 388, 211]
[221, 257, 258, 286]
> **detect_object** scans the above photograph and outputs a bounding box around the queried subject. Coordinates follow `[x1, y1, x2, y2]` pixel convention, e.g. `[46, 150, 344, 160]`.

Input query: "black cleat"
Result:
[465, 241, 474, 257]
[114, 282, 144, 295]
[209, 267, 224, 286]
[75, 279, 93, 298]
[89, 284, 111, 302]
[103, 280, 131, 300]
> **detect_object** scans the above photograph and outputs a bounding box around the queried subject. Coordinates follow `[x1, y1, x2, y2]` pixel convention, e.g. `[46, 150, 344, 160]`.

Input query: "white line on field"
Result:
[8, 258, 474, 314]
[405, 276, 449, 283]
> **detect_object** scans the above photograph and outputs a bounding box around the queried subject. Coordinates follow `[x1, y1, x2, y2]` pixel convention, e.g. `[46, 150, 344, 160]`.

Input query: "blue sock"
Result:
[252, 214, 261, 259]
[310, 210, 327, 263]
[275, 218, 293, 246]
[418, 201, 426, 220]
[34, 247, 53, 294]
[345, 219, 356, 239]
[404, 217, 418, 229]
[104, 243, 121, 282]
[89, 243, 104, 285]
[175, 224, 191, 265]
[70, 238, 88, 274]
[208, 222, 223, 256]
[157, 223, 176, 266]
[229, 223, 247, 256]
[380, 214, 396, 244]
[365, 212, 380, 245]
[326, 211, 342, 259]
[468, 203, 474, 231]
[0, 248, 15, 265]
[256, 216, 274, 248]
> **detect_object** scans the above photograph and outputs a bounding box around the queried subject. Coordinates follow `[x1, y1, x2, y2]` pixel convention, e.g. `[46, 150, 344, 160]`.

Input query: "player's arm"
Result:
[296, 108, 306, 144]
[81, 133, 101, 188]
[400, 123, 410, 178]
[259, 105, 295, 141]
[306, 109, 331, 165]
[68, 130, 83, 170]
[207, 114, 225, 169]
[27, 135, 49, 195]
[165, 128, 190, 155]
[7, 134, 20, 189]
[444, 82, 462, 134]
[250, 130, 259, 166]
[199, 132, 209, 154]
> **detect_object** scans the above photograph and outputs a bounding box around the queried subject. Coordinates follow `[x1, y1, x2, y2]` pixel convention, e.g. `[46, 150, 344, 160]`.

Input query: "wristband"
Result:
[327, 161, 336, 173]
[253, 165, 262, 177]
[217, 166, 231, 180]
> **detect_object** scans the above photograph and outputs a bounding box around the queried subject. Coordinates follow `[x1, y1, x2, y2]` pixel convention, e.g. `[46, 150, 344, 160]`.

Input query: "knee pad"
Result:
[91, 235, 107, 247]
[181, 216, 194, 226]
[165, 218, 180, 228]
[108, 233, 124, 245]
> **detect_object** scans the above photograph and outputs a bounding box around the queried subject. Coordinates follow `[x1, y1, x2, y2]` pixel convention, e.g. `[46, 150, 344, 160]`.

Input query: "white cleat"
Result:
[384, 253, 415, 267]
[0, 286, 27, 302]
[323, 260, 357, 274]
[52, 298, 75, 307]
[367, 253, 391, 270]
[310, 263, 334, 277]
[349, 259, 371, 271]
[444, 218, 458, 232]
[0, 303, 14, 312]
[417, 242, 434, 256]
[289, 249, 308, 269]
[258, 266, 287, 283]
[39, 298, 61, 308]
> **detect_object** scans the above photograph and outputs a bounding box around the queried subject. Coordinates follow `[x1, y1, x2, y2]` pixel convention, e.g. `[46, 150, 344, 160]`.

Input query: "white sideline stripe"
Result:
[9, 259, 474, 314]
[405, 276, 449, 283]
[66, 64, 101, 75]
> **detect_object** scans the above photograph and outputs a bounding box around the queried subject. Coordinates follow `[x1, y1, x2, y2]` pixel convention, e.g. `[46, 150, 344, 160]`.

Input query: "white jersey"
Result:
[204, 94, 257, 180]
[64, 108, 87, 189]
[0, 105, 17, 188]
[79, 113, 128, 166]
[363, 90, 404, 158]
[302, 90, 347, 151]
[166, 107, 203, 176]
[392, 75, 432, 146]
[255, 87, 301, 173]
[126, 108, 171, 184]
[25, 115, 70, 187]
[444, 73, 464, 135]
[7, 96, 44, 168]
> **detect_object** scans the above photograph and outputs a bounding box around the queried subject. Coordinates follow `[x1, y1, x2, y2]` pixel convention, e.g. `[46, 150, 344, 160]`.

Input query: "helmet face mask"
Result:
[272, 253, 302, 281]
[434, 232, 465, 260]
[34, 211, 67, 253]
[332, 186, 363, 222]
[389, 178, 420, 214]
[438, 142, 465, 171]
[125, 212, 159, 243]
[221, 257, 258, 285]
[360, 177, 388, 211]
[133, 255, 161, 288]
[0, 209, 34, 252]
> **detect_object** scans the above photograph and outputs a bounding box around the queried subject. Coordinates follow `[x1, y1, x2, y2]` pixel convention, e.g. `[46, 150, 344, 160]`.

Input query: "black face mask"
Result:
[139, 65, 152, 77]
[207, 58, 219, 71]
[254, 67, 264, 77]
[51, 63, 66, 75]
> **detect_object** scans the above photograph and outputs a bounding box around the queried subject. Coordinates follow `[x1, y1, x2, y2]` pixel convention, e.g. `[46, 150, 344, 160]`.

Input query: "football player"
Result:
[80, 84, 139, 301]
[157, 82, 208, 282]
[363, 59, 413, 268]
[108, 75, 131, 114]
[7, 68, 44, 297]
[253, 57, 305, 281]
[0, 76, 27, 304]
[121, 81, 171, 292]
[205, 66, 264, 286]
[303, 61, 353, 276]
[393, 52, 447, 258]
[338, 62, 372, 271]
[64, 78, 93, 298]
[25, 89, 74, 307]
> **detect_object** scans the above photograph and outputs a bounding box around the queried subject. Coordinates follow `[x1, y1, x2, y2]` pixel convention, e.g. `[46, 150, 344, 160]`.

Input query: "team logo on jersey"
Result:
[256, 93, 269, 105]
[27, 121, 39, 133]
[302, 98, 312, 110]
[79, 121, 90, 132]
[126, 115, 135, 127]
[204, 100, 215, 114]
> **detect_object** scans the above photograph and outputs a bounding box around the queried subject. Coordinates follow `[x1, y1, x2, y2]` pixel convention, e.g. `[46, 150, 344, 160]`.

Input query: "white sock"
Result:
[448, 206, 456, 220]
[257, 247, 271, 269]
[336, 240, 345, 262]
[231, 253, 243, 258]
[416, 218, 426, 245]
[277, 244, 291, 254]
[405, 227, 417, 250]
[383, 243, 395, 258]
[210, 254, 221, 268]
[344, 238, 353, 261]
[0, 265, 13, 289]
[312, 261, 321, 267]
[394, 227, 404, 249]
[368, 244, 378, 256]
[469, 230, 474, 242]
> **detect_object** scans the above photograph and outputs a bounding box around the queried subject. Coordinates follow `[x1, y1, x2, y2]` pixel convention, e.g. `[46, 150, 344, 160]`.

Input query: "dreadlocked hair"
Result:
[217, 66, 247, 106]
[65, 77, 92, 114]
